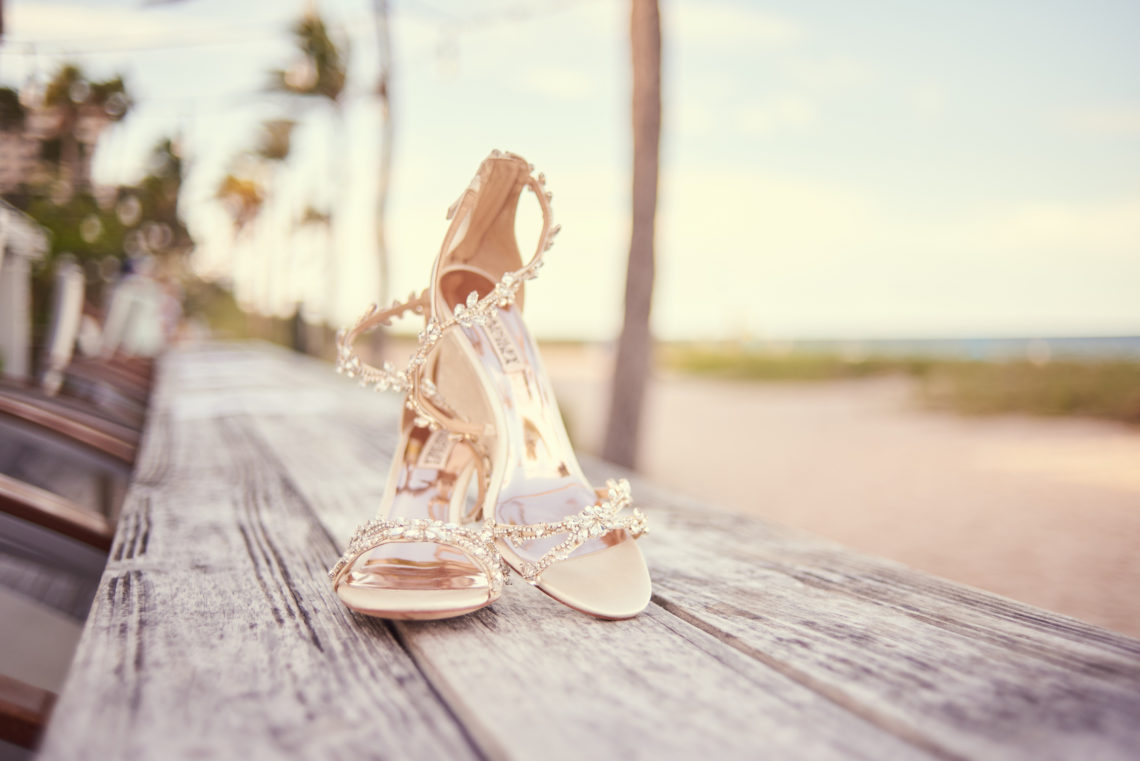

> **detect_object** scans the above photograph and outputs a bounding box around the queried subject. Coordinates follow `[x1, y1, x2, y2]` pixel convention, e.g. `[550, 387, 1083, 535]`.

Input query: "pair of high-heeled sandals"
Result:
[328, 151, 651, 620]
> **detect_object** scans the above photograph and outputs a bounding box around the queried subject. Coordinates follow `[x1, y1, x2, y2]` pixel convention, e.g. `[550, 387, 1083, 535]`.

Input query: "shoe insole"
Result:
[344, 426, 487, 593]
[448, 295, 626, 565]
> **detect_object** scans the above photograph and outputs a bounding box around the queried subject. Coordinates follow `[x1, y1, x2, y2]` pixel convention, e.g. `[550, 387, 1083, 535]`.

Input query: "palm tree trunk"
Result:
[602, 0, 661, 469]
[374, 0, 393, 310]
[59, 106, 80, 198]
[371, 0, 393, 358]
[324, 106, 342, 347]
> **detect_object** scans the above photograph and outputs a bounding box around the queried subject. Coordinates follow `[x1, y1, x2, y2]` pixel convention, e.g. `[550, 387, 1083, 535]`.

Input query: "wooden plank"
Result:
[613, 480, 1140, 761]
[403, 587, 931, 761]
[247, 409, 935, 760]
[0, 434, 126, 517]
[38, 374, 481, 760]
[40, 343, 1140, 761]
[0, 673, 56, 749]
[0, 550, 99, 620]
[0, 473, 114, 551]
[253, 350, 1140, 761]
[0, 393, 137, 463]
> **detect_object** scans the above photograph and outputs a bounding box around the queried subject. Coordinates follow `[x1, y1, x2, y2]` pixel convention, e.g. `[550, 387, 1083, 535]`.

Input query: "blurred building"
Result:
[0, 200, 49, 378]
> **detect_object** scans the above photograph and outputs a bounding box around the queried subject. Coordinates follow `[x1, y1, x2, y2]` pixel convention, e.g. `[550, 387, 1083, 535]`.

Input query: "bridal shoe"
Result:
[335, 150, 651, 619]
[329, 296, 506, 620]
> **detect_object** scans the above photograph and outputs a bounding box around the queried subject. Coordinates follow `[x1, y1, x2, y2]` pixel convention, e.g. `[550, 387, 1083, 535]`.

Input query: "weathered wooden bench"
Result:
[37, 342, 1140, 760]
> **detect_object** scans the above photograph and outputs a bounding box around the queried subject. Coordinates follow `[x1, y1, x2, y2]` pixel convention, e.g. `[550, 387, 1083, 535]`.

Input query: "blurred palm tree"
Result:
[271, 9, 348, 329]
[255, 119, 296, 164]
[42, 63, 131, 198]
[216, 163, 266, 323]
[271, 5, 396, 329]
[603, 0, 662, 469]
[271, 12, 347, 104]
[215, 171, 264, 235]
[135, 137, 193, 262]
[372, 0, 394, 312]
[254, 119, 295, 322]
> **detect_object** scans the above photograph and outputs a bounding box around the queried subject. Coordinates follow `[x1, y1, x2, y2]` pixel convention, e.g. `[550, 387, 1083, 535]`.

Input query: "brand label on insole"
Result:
[418, 429, 454, 469]
[484, 310, 525, 372]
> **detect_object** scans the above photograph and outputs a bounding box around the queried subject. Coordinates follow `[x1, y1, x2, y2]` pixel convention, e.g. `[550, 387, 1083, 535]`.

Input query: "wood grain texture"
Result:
[249, 410, 928, 761]
[615, 483, 1140, 761]
[39, 345, 479, 761]
[37, 342, 1140, 761]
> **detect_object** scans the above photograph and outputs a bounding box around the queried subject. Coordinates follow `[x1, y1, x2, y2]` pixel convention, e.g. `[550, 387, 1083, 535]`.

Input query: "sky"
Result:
[2, 0, 1138, 340]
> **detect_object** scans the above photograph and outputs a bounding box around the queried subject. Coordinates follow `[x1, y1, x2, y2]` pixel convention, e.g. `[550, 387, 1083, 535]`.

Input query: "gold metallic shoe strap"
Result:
[337, 153, 562, 439]
[335, 291, 482, 436]
[328, 517, 508, 595]
[335, 289, 428, 394]
[492, 479, 648, 584]
[444, 149, 561, 275]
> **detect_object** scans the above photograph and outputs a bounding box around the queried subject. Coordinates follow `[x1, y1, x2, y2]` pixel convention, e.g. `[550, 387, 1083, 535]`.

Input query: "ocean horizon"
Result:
[732, 335, 1140, 361]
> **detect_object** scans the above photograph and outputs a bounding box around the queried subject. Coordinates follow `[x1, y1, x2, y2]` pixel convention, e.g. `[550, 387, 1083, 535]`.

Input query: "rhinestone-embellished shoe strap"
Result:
[337, 151, 561, 438]
[492, 479, 648, 584]
[336, 288, 484, 437]
[328, 518, 508, 596]
[336, 289, 427, 391]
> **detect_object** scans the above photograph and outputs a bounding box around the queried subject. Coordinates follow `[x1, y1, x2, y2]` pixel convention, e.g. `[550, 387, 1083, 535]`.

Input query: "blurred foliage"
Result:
[4, 64, 172, 272]
[216, 171, 265, 233]
[40, 64, 131, 197]
[256, 119, 296, 162]
[667, 346, 933, 381]
[920, 360, 1140, 424]
[215, 119, 293, 234]
[182, 278, 248, 337]
[1, 64, 191, 353]
[42, 64, 131, 118]
[667, 346, 1140, 424]
[23, 191, 129, 260]
[17, 138, 191, 269]
[270, 12, 347, 103]
[299, 204, 331, 227]
[0, 86, 25, 129]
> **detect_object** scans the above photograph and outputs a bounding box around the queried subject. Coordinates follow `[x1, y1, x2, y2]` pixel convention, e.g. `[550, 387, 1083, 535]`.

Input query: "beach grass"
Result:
[665, 346, 1140, 425]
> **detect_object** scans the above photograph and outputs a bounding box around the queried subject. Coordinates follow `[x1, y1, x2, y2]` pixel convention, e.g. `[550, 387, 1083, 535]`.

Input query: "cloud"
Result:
[1060, 106, 1140, 136]
[667, 3, 800, 46]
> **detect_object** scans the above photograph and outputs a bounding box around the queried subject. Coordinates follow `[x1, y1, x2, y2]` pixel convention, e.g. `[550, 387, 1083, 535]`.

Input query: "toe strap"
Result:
[493, 479, 648, 584]
[329, 518, 507, 595]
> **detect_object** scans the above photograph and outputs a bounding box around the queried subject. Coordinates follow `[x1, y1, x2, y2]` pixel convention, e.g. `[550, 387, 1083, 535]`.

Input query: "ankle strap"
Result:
[337, 152, 562, 440]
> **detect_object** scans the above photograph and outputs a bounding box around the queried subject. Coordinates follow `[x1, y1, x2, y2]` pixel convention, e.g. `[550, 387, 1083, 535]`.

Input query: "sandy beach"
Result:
[541, 344, 1140, 638]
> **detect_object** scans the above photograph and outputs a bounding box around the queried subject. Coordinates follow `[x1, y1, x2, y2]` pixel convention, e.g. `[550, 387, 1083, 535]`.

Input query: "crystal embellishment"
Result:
[329, 153, 647, 592]
[328, 518, 508, 595]
[334, 152, 560, 435]
[493, 479, 648, 584]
